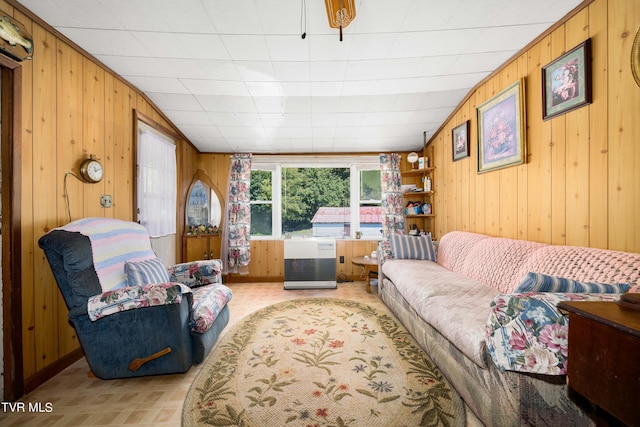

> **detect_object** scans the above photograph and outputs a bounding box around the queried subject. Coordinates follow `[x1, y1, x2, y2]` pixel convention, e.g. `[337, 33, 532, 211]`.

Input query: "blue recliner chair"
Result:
[38, 217, 232, 379]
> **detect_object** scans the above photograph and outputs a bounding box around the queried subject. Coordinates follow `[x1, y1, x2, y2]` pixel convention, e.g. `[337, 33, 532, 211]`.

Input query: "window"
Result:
[283, 167, 350, 237]
[136, 121, 177, 237]
[250, 169, 274, 236]
[358, 169, 383, 238]
[250, 156, 381, 239]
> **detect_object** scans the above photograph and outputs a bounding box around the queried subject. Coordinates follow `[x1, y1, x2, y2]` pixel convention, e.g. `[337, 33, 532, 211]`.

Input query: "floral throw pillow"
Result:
[514, 272, 630, 294]
[168, 260, 222, 288]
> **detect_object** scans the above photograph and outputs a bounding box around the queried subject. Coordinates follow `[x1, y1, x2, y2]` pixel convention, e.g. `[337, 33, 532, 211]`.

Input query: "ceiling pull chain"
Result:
[300, 0, 307, 39]
[339, 0, 343, 41]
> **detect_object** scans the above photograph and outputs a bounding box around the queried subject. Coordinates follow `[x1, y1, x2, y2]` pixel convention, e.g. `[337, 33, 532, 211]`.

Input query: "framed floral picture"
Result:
[476, 78, 526, 174]
[542, 39, 592, 120]
[452, 120, 470, 162]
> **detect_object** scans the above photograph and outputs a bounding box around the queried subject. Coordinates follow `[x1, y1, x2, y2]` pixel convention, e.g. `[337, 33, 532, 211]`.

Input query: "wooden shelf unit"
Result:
[401, 134, 435, 237]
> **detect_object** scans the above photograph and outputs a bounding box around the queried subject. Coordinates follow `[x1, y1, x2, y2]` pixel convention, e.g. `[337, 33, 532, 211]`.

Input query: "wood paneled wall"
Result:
[2, 1, 199, 387]
[430, 0, 639, 253]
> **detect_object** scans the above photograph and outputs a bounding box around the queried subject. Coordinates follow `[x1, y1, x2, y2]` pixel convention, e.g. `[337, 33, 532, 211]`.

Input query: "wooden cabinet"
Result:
[557, 301, 640, 426]
[401, 134, 435, 237]
[182, 234, 222, 262]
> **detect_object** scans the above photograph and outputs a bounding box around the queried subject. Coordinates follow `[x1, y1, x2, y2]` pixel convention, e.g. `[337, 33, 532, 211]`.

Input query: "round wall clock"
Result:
[79, 156, 104, 183]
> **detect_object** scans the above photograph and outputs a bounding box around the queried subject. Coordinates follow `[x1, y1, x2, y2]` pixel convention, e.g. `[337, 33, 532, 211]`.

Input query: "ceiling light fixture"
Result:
[324, 0, 356, 42]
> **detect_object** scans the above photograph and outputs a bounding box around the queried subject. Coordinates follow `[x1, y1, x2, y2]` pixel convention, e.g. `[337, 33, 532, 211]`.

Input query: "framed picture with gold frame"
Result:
[476, 78, 526, 174]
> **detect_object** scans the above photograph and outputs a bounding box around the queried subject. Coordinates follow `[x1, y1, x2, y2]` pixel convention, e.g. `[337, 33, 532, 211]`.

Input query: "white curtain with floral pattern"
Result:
[221, 153, 252, 274]
[379, 153, 405, 261]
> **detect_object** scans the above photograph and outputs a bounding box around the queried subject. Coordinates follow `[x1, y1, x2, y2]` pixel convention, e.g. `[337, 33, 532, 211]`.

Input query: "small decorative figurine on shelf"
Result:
[187, 223, 220, 236]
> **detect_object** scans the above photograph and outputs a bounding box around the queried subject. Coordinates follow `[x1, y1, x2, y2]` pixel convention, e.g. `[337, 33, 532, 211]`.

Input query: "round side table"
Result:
[351, 256, 379, 293]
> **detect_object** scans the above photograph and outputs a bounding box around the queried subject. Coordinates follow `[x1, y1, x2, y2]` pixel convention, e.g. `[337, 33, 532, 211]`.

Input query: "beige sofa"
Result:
[379, 231, 639, 426]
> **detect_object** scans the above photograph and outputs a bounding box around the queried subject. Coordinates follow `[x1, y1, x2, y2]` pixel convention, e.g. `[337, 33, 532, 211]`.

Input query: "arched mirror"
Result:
[185, 169, 224, 235]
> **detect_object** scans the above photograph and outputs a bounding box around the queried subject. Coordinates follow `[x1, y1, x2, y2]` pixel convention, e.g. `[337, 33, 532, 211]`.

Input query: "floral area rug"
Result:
[182, 298, 465, 427]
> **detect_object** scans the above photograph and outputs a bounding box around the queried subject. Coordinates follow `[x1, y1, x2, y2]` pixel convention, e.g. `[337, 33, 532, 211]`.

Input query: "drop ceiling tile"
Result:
[312, 138, 336, 150]
[392, 93, 431, 111]
[268, 139, 295, 151]
[311, 96, 341, 113]
[311, 82, 343, 97]
[22, 0, 121, 29]
[123, 76, 189, 94]
[280, 82, 312, 97]
[312, 113, 338, 127]
[259, 113, 287, 127]
[265, 35, 310, 61]
[284, 114, 312, 127]
[427, 28, 481, 56]
[337, 96, 369, 112]
[208, 112, 261, 127]
[247, 81, 286, 97]
[336, 113, 363, 127]
[255, 0, 303, 34]
[333, 127, 362, 138]
[272, 62, 311, 82]
[108, 0, 215, 33]
[132, 32, 231, 60]
[218, 126, 267, 139]
[448, 51, 516, 75]
[351, 0, 412, 33]
[236, 61, 277, 82]
[203, 1, 262, 34]
[309, 35, 354, 61]
[182, 79, 250, 96]
[288, 127, 314, 138]
[312, 127, 336, 138]
[310, 61, 348, 82]
[196, 95, 258, 113]
[493, 0, 575, 26]
[180, 125, 223, 139]
[390, 32, 442, 58]
[377, 57, 437, 80]
[265, 127, 290, 139]
[197, 138, 233, 153]
[177, 33, 231, 60]
[365, 95, 400, 112]
[253, 97, 287, 113]
[147, 93, 202, 111]
[467, 24, 550, 54]
[341, 80, 376, 97]
[166, 111, 212, 126]
[348, 34, 396, 60]
[221, 35, 271, 61]
[283, 97, 312, 113]
[59, 28, 144, 56]
[344, 60, 381, 81]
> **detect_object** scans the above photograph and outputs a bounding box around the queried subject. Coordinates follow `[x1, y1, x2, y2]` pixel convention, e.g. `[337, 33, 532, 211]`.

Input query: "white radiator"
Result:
[284, 238, 336, 289]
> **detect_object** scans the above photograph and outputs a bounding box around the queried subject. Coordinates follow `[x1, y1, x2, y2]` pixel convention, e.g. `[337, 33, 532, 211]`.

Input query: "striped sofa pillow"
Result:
[514, 272, 630, 294]
[124, 257, 171, 287]
[389, 233, 436, 261]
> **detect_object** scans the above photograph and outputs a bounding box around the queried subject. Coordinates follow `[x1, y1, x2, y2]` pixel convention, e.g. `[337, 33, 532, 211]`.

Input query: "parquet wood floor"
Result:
[2, 281, 383, 426]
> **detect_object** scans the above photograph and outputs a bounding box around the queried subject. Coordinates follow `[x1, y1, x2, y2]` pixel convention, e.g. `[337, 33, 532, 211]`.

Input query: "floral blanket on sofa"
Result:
[485, 292, 620, 375]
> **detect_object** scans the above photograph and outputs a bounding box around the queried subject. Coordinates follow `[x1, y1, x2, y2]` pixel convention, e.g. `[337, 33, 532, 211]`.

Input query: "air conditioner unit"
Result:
[284, 238, 336, 289]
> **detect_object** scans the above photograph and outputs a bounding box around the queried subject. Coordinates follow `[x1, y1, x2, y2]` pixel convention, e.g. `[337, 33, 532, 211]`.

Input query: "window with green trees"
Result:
[250, 159, 381, 239]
